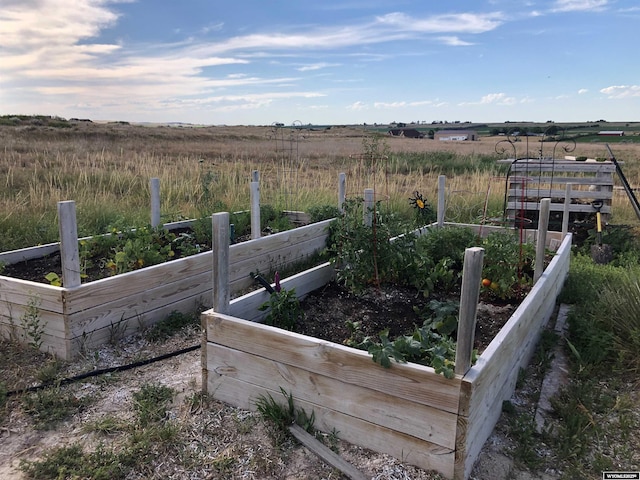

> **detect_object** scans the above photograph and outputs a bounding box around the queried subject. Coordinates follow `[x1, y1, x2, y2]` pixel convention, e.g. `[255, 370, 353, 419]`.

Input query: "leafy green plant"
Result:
[328, 198, 414, 291]
[145, 310, 199, 342]
[20, 443, 126, 480]
[22, 386, 87, 430]
[258, 273, 303, 331]
[307, 204, 341, 223]
[481, 230, 535, 300]
[20, 296, 45, 350]
[132, 383, 175, 427]
[255, 386, 315, 434]
[352, 320, 461, 379]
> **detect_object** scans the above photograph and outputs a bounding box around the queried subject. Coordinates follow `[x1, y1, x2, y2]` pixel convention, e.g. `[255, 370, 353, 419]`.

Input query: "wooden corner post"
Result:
[150, 177, 161, 228]
[212, 212, 230, 314]
[534, 198, 551, 284]
[250, 172, 260, 240]
[58, 200, 81, 288]
[455, 246, 484, 376]
[437, 175, 446, 227]
[338, 172, 346, 213]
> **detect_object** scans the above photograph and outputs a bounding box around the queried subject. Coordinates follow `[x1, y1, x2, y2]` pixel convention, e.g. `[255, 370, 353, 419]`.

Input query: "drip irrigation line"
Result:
[5, 344, 200, 398]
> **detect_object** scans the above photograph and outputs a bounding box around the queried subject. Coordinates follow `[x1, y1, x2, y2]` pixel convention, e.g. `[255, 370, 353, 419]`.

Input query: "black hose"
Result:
[5, 344, 200, 398]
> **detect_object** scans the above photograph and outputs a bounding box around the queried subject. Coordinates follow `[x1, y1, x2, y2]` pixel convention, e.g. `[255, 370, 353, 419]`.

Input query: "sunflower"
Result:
[409, 191, 428, 211]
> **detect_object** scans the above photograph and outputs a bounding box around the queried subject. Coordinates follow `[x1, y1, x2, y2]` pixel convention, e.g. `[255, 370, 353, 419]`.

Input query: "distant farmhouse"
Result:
[598, 130, 625, 136]
[388, 128, 424, 138]
[434, 130, 478, 141]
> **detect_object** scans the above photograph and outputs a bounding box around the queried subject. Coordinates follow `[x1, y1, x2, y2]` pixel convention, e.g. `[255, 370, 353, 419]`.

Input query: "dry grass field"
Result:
[1, 120, 640, 252]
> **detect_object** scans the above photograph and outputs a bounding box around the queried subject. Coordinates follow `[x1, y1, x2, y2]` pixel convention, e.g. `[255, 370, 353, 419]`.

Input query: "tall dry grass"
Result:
[1, 123, 639, 251]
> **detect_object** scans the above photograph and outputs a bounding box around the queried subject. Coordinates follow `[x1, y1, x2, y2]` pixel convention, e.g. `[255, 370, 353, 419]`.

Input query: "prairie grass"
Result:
[1, 123, 640, 251]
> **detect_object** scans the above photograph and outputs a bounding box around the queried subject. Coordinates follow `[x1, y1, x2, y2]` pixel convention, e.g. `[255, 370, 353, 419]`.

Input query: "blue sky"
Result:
[2, 0, 639, 125]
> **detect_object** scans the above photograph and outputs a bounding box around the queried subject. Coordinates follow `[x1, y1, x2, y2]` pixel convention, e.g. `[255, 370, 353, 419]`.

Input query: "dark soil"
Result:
[296, 281, 516, 355]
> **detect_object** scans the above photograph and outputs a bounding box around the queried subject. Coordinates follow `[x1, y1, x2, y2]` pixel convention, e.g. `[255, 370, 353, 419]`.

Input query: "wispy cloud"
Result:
[600, 85, 640, 98]
[460, 93, 518, 106]
[551, 0, 609, 12]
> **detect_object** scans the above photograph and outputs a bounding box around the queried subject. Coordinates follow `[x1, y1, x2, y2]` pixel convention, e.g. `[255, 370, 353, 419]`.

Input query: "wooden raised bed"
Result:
[202, 225, 571, 480]
[0, 218, 331, 360]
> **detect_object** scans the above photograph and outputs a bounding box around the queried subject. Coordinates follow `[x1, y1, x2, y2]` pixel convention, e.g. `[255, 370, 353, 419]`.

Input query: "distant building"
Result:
[434, 130, 478, 141]
[598, 131, 624, 136]
[388, 128, 424, 138]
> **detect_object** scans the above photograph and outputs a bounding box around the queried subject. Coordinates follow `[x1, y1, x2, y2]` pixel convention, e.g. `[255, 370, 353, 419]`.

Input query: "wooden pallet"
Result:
[504, 159, 615, 229]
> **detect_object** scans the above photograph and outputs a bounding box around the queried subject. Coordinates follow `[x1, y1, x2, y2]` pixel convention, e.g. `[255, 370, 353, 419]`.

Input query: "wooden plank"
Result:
[62, 251, 213, 312]
[0, 243, 60, 265]
[207, 374, 456, 478]
[227, 262, 335, 321]
[230, 220, 331, 264]
[288, 424, 368, 480]
[68, 271, 211, 337]
[506, 201, 611, 213]
[207, 342, 458, 448]
[68, 293, 207, 355]
[508, 188, 613, 199]
[508, 161, 616, 173]
[0, 305, 68, 337]
[509, 176, 612, 186]
[0, 276, 65, 313]
[229, 234, 329, 291]
[0, 321, 70, 359]
[205, 312, 463, 413]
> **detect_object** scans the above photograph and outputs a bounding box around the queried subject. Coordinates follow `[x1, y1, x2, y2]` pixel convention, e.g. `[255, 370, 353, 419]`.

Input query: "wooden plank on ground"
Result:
[207, 374, 456, 478]
[205, 312, 463, 413]
[288, 424, 368, 480]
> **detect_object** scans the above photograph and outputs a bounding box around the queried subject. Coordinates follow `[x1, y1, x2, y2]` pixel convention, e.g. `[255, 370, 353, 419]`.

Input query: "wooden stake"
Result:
[534, 198, 550, 284]
[338, 172, 346, 213]
[364, 188, 374, 227]
[251, 180, 260, 239]
[150, 177, 161, 228]
[212, 212, 230, 314]
[437, 175, 446, 227]
[58, 201, 81, 288]
[455, 246, 484, 376]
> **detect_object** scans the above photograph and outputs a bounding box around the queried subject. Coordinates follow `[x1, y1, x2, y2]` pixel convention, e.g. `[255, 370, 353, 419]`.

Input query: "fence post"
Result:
[338, 172, 346, 213]
[150, 177, 161, 228]
[251, 174, 261, 240]
[363, 188, 374, 227]
[437, 175, 446, 227]
[534, 198, 551, 283]
[58, 201, 81, 288]
[455, 246, 484, 376]
[562, 183, 573, 240]
[212, 212, 230, 314]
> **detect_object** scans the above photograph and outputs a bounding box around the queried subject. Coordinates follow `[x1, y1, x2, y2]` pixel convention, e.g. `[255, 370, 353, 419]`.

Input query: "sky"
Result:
[1, 0, 639, 126]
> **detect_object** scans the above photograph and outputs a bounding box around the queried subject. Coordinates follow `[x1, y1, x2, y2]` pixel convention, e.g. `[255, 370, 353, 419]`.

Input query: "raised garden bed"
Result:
[0, 216, 330, 360]
[202, 224, 570, 480]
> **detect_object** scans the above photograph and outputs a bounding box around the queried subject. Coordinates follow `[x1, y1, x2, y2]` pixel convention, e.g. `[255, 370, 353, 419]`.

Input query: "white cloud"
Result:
[297, 63, 340, 72]
[600, 85, 640, 98]
[347, 101, 368, 110]
[459, 93, 517, 106]
[437, 36, 474, 46]
[375, 12, 505, 34]
[551, 0, 609, 12]
[578, 88, 588, 94]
